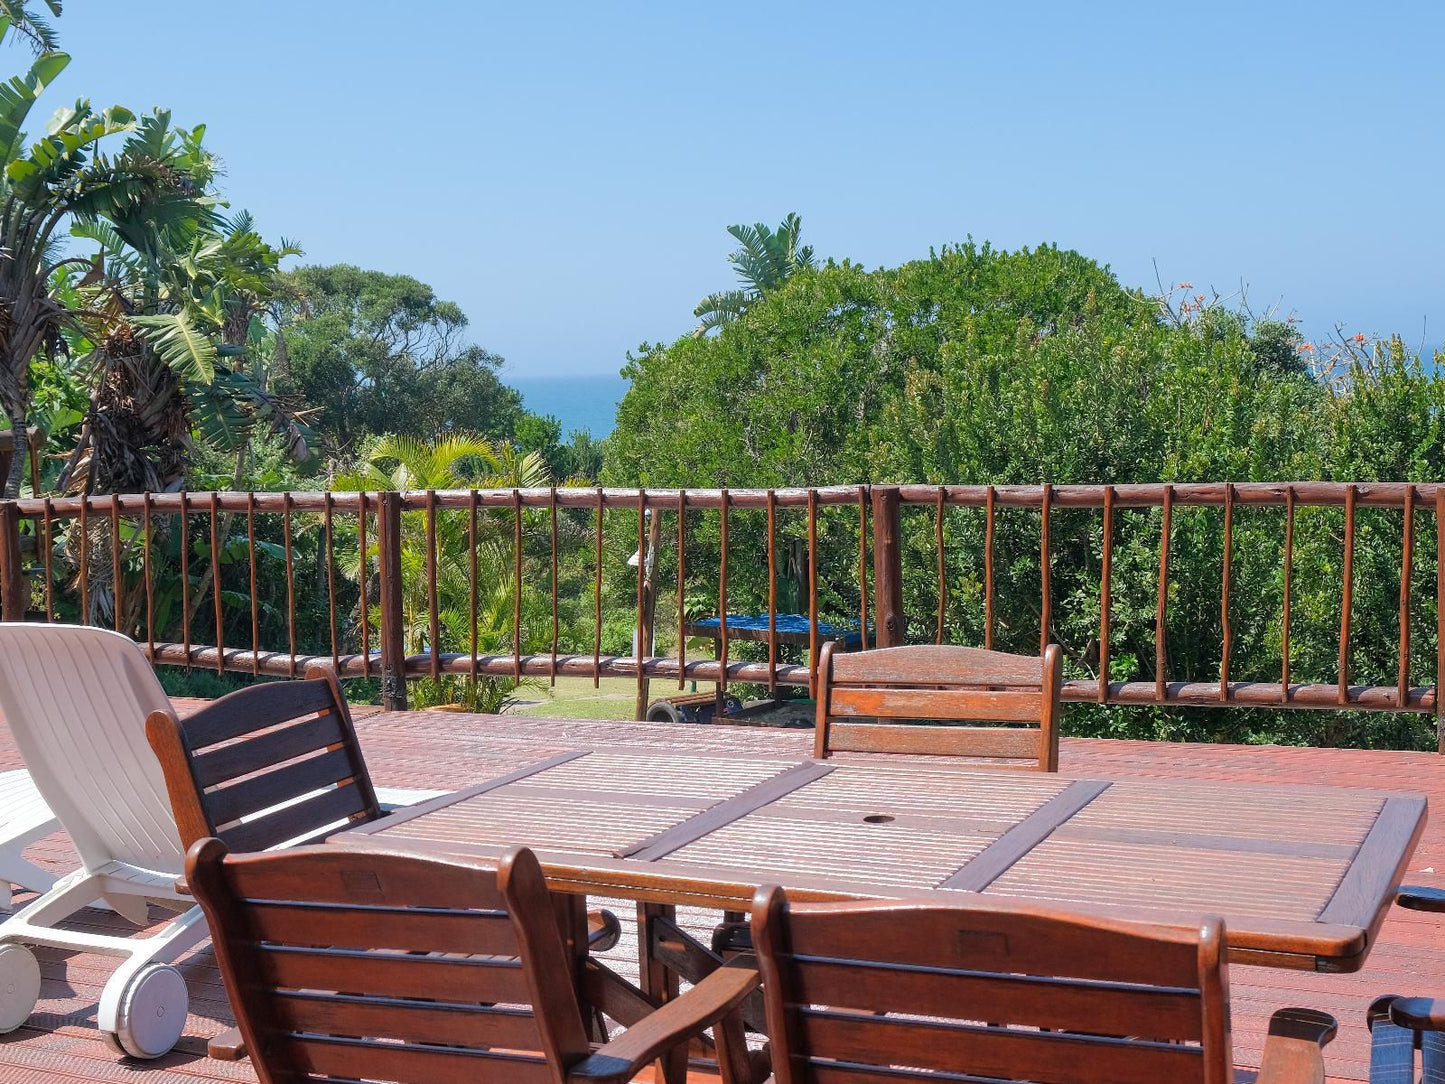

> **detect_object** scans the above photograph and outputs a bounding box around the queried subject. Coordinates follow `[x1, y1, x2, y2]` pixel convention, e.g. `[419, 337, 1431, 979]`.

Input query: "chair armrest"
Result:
[1389, 997, 1445, 1032]
[1397, 885, 1445, 912]
[566, 958, 761, 1084]
[1256, 1008, 1337, 1084]
[587, 908, 621, 953]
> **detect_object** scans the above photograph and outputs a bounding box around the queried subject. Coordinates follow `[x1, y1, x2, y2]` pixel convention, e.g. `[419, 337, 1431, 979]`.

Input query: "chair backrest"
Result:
[186, 838, 590, 1084]
[146, 665, 382, 854]
[0, 623, 183, 871]
[750, 885, 1233, 1084]
[813, 642, 1062, 769]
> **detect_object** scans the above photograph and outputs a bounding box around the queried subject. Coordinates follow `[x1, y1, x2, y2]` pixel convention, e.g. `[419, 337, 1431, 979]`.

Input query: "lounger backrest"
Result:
[813, 642, 1062, 769]
[750, 885, 1233, 1084]
[146, 667, 382, 853]
[0, 624, 183, 871]
[186, 839, 591, 1084]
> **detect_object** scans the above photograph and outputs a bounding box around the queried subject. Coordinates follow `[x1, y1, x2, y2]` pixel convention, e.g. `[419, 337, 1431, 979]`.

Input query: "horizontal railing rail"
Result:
[1, 483, 1441, 752]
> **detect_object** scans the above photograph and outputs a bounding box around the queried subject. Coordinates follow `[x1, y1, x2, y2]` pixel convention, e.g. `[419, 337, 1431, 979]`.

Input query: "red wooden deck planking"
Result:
[0, 697, 1436, 1083]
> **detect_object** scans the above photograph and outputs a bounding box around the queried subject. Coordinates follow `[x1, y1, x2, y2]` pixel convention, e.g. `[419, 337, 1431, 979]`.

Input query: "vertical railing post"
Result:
[0, 502, 24, 621]
[633, 500, 663, 721]
[376, 491, 408, 711]
[871, 485, 905, 647]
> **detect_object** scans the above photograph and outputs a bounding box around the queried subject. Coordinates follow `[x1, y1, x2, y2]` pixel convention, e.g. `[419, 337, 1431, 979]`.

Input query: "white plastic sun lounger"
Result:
[0, 623, 208, 1058]
[0, 770, 60, 909]
[0, 623, 447, 1059]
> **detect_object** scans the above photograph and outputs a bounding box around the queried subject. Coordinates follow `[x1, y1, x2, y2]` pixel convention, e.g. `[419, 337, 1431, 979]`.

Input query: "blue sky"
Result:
[50, 2, 1445, 377]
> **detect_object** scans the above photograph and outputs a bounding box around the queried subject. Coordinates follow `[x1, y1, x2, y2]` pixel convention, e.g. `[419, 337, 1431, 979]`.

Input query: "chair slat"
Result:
[791, 958, 1203, 1041]
[208, 747, 359, 826]
[827, 722, 1042, 759]
[785, 904, 1204, 989]
[270, 990, 540, 1051]
[246, 900, 518, 957]
[219, 783, 371, 853]
[219, 847, 507, 911]
[192, 714, 348, 789]
[184, 678, 338, 748]
[831, 644, 1042, 686]
[283, 1033, 552, 1084]
[829, 687, 1043, 722]
[798, 1010, 1207, 1084]
[258, 943, 531, 1003]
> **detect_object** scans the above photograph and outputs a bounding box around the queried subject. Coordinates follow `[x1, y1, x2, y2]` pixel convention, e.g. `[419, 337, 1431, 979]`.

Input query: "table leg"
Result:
[555, 892, 604, 1041]
[638, 902, 688, 1084]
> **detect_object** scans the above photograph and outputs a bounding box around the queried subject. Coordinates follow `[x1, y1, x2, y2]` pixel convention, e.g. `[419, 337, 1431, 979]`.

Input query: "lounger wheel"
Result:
[102, 963, 187, 1059]
[0, 944, 40, 1032]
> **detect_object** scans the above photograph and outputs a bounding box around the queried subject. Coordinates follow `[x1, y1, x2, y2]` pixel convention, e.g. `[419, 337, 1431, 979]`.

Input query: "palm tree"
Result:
[63, 201, 310, 495]
[693, 212, 815, 335]
[334, 434, 555, 712]
[0, 20, 214, 496]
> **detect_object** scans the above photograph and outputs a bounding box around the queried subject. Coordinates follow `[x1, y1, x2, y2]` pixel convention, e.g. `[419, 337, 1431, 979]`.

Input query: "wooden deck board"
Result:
[0, 698, 1437, 1082]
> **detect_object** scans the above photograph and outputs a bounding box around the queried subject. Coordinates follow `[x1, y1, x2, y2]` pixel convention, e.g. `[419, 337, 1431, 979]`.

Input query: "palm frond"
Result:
[0, 1, 63, 55]
[0, 48, 66, 162]
[131, 311, 217, 382]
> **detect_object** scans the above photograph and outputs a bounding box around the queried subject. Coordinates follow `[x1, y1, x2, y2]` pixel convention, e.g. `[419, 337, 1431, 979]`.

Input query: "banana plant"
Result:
[0, 12, 215, 497]
[63, 199, 311, 495]
[693, 212, 816, 335]
[0, 1, 62, 55]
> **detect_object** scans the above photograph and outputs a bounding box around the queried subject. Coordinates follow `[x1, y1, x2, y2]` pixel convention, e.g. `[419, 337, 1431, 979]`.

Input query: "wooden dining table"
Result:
[329, 743, 1427, 976]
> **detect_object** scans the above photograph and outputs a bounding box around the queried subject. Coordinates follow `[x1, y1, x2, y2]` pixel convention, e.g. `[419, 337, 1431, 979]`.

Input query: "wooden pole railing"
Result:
[871, 486, 905, 647]
[1, 483, 1442, 753]
[376, 491, 408, 711]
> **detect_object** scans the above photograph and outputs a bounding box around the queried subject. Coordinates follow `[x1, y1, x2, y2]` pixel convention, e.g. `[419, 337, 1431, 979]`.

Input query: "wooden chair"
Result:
[145, 667, 616, 945]
[1364, 886, 1445, 1082]
[749, 884, 1337, 1084]
[146, 668, 620, 1059]
[812, 641, 1063, 770]
[187, 838, 761, 1084]
[144, 664, 438, 854]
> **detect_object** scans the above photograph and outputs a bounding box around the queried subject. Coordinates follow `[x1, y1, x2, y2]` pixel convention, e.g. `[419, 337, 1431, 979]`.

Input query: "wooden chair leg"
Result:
[711, 1008, 753, 1084]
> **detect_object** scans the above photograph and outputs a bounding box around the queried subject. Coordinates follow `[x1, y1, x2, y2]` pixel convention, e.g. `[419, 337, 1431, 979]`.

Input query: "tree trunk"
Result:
[3, 401, 28, 499]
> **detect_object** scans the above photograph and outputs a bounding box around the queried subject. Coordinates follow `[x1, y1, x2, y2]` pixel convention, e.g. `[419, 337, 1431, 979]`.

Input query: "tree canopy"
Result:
[271, 265, 525, 456]
[608, 241, 1445, 750]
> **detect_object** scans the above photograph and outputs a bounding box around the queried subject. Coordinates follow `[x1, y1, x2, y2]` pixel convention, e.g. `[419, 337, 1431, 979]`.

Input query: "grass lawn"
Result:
[507, 674, 715, 721]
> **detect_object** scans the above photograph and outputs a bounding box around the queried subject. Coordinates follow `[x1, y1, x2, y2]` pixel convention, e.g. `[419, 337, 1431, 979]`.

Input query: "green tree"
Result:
[609, 240, 1444, 750]
[515, 412, 605, 482]
[692, 212, 815, 334]
[0, 17, 213, 496]
[62, 190, 310, 495]
[272, 265, 524, 455]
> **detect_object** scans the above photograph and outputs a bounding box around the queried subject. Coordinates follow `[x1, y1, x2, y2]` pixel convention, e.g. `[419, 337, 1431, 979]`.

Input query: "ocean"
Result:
[509, 372, 630, 438]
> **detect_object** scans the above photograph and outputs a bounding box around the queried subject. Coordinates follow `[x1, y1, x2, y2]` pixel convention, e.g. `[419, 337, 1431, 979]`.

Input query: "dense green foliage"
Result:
[610, 243, 1445, 749]
[271, 266, 526, 457]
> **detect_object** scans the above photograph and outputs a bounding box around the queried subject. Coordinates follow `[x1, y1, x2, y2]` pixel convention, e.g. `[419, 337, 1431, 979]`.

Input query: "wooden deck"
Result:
[0, 701, 1437, 1083]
